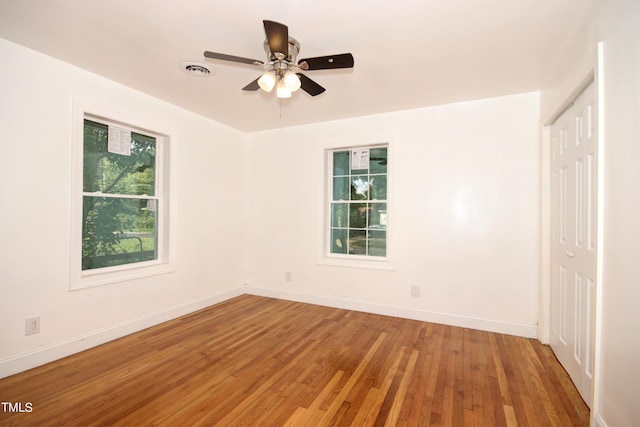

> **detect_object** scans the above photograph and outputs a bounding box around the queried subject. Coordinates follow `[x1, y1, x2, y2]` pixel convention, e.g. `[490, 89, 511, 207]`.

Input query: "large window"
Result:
[82, 119, 160, 270]
[71, 105, 172, 289]
[328, 145, 388, 258]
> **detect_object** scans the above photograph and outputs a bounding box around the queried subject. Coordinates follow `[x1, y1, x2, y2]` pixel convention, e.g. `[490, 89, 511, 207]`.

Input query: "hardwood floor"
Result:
[0, 295, 589, 426]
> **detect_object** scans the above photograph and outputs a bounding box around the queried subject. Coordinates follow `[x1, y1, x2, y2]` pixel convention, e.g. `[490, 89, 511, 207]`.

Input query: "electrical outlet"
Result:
[411, 285, 420, 298]
[25, 316, 40, 336]
[285, 272, 292, 282]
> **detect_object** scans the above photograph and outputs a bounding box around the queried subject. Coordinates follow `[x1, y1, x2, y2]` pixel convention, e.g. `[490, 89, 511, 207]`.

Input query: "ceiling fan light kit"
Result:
[256, 64, 302, 98]
[203, 20, 354, 99]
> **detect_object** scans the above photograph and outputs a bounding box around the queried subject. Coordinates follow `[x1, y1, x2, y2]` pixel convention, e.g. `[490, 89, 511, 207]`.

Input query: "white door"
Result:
[550, 81, 597, 407]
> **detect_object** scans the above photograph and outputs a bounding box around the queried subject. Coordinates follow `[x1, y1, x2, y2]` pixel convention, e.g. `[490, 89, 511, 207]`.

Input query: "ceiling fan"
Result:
[204, 20, 354, 98]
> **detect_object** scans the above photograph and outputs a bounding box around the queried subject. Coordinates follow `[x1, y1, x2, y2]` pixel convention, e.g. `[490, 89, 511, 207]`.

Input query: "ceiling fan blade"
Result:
[204, 51, 264, 66]
[242, 78, 260, 91]
[298, 53, 354, 70]
[297, 74, 326, 96]
[263, 20, 289, 59]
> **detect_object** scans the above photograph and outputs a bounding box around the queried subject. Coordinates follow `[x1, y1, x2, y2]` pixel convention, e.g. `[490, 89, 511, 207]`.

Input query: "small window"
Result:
[327, 145, 388, 258]
[70, 104, 173, 289]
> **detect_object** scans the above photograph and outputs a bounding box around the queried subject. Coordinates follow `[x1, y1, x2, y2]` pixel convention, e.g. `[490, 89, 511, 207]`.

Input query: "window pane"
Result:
[82, 196, 158, 270]
[370, 147, 387, 174]
[369, 175, 387, 200]
[331, 203, 348, 228]
[333, 151, 350, 176]
[349, 230, 367, 255]
[351, 176, 371, 200]
[333, 177, 350, 201]
[330, 228, 348, 254]
[368, 230, 386, 257]
[350, 203, 368, 229]
[83, 120, 156, 196]
[369, 203, 387, 229]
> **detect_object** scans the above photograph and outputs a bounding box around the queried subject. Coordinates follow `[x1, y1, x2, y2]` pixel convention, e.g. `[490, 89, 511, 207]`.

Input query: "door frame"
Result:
[539, 42, 605, 413]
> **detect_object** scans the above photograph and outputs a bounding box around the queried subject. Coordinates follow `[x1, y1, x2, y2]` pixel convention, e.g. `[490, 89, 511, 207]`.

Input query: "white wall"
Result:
[245, 92, 540, 337]
[539, 0, 640, 425]
[0, 39, 248, 377]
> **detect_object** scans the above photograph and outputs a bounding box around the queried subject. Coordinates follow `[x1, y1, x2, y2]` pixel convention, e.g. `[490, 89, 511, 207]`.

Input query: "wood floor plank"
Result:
[383, 348, 418, 427]
[355, 359, 399, 425]
[0, 295, 589, 426]
[317, 332, 387, 425]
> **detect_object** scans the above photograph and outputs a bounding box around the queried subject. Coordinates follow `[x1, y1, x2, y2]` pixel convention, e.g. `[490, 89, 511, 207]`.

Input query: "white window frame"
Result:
[320, 140, 394, 271]
[70, 99, 176, 290]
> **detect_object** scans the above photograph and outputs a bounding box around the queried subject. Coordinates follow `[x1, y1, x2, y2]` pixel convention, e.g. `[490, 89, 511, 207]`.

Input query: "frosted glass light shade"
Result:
[283, 70, 301, 92]
[258, 71, 276, 92]
[276, 79, 291, 98]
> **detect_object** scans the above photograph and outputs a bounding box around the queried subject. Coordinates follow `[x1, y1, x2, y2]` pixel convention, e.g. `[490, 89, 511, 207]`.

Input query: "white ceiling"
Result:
[0, 0, 594, 133]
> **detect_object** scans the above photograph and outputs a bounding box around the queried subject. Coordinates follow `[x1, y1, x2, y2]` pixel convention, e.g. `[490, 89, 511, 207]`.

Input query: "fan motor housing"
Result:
[263, 37, 300, 63]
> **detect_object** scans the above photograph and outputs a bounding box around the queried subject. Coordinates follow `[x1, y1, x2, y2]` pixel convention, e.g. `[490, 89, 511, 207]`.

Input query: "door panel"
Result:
[550, 80, 596, 407]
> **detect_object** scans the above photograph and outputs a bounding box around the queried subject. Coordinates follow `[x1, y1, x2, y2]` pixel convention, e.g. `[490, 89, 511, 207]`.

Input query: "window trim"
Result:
[319, 139, 395, 271]
[70, 99, 176, 290]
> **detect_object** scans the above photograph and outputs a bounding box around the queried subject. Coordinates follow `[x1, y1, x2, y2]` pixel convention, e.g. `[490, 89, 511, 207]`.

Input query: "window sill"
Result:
[318, 255, 395, 271]
[70, 262, 176, 291]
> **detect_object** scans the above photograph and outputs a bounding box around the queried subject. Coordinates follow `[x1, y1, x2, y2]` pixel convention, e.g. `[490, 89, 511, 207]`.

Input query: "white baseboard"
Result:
[245, 286, 538, 338]
[593, 412, 608, 427]
[0, 288, 244, 379]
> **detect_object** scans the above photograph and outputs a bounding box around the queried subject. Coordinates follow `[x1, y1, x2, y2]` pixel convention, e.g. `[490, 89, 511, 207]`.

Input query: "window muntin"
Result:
[328, 146, 388, 258]
[81, 118, 161, 271]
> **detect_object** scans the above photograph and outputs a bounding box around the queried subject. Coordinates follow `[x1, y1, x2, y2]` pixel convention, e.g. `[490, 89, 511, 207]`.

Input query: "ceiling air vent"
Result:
[182, 62, 213, 77]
